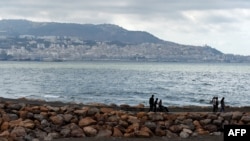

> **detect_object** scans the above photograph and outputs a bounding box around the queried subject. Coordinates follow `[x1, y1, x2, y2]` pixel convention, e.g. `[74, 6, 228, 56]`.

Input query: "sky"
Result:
[1, 0, 250, 55]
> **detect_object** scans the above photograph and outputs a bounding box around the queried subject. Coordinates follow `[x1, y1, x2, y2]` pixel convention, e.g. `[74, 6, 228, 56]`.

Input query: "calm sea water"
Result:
[0, 61, 249, 107]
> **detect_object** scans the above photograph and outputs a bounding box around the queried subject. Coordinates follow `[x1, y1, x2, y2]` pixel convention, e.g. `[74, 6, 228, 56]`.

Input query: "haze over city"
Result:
[1, 0, 250, 55]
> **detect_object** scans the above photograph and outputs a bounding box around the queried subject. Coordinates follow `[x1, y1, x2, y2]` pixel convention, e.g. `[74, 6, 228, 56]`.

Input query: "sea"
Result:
[0, 61, 249, 107]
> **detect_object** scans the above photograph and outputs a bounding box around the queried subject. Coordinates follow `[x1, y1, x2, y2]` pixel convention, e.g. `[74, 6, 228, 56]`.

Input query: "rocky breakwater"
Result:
[0, 101, 250, 141]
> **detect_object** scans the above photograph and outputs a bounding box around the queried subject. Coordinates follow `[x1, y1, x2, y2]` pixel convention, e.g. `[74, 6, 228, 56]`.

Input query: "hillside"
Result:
[0, 19, 249, 62]
[0, 19, 164, 44]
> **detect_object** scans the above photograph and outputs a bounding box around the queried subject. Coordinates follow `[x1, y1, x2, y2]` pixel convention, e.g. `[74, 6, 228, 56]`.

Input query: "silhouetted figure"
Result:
[153, 98, 158, 112]
[158, 99, 169, 112]
[212, 97, 216, 112]
[220, 97, 225, 112]
[212, 97, 219, 112]
[215, 97, 219, 112]
[149, 94, 154, 112]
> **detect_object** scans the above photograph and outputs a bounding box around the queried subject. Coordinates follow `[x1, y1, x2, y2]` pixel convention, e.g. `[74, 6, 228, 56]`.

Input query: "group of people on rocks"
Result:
[148, 94, 226, 113]
[211, 96, 225, 112]
[149, 94, 169, 112]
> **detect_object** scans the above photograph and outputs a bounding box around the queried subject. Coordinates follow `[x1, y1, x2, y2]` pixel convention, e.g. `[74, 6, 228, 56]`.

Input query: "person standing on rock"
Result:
[220, 97, 225, 112]
[149, 94, 154, 112]
[212, 96, 219, 112]
[215, 97, 219, 112]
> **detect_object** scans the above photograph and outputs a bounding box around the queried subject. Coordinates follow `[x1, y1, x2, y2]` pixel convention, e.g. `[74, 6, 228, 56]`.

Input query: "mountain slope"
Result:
[0, 19, 164, 44]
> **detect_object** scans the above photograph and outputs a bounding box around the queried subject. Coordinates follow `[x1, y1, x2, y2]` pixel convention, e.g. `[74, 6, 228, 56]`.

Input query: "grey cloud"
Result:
[203, 14, 239, 24]
[1, 0, 250, 20]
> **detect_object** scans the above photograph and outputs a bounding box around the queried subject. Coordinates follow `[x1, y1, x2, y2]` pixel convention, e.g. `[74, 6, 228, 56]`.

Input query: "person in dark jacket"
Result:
[220, 97, 225, 112]
[215, 97, 219, 112]
[149, 94, 154, 112]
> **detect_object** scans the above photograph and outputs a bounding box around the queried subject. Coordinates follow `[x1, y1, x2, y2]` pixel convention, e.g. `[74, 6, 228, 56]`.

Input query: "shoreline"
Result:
[1, 97, 250, 113]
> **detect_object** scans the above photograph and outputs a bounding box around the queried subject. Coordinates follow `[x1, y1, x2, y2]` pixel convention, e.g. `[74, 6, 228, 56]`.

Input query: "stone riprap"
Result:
[0, 101, 249, 141]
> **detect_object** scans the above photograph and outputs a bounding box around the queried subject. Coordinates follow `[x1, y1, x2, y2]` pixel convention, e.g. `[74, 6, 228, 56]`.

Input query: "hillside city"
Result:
[0, 35, 249, 63]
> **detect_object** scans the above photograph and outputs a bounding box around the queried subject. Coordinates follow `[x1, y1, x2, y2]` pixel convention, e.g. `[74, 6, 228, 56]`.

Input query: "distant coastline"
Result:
[1, 20, 250, 63]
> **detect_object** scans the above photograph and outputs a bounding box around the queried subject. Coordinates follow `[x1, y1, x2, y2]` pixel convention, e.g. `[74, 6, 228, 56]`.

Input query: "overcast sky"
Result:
[1, 0, 250, 55]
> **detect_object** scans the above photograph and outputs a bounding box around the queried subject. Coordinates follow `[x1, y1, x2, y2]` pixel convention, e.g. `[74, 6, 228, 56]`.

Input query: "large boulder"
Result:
[50, 115, 64, 125]
[10, 126, 26, 137]
[112, 127, 123, 137]
[96, 129, 112, 137]
[83, 126, 98, 136]
[87, 107, 100, 116]
[79, 117, 96, 127]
